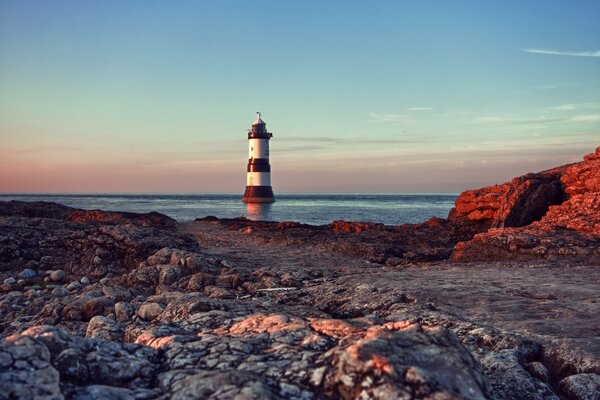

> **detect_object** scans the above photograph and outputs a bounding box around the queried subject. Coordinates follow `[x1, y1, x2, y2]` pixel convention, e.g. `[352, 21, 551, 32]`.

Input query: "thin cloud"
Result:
[523, 48, 600, 57]
[406, 107, 433, 111]
[369, 112, 409, 123]
[277, 136, 342, 143]
[551, 103, 600, 111]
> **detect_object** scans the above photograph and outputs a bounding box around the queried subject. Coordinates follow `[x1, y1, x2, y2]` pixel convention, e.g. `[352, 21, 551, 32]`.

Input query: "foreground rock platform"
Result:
[1, 147, 599, 399]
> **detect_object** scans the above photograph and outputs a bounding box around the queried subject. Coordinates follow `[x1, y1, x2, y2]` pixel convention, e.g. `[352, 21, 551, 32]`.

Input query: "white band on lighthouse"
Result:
[248, 138, 270, 159]
[247, 172, 271, 186]
[242, 112, 275, 203]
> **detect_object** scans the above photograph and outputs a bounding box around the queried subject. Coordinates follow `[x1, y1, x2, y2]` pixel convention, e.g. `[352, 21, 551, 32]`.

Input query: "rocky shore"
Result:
[1, 147, 598, 400]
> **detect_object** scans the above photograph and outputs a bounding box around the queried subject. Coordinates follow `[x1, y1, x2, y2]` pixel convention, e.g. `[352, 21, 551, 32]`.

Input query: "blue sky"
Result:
[1, 1, 599, 193]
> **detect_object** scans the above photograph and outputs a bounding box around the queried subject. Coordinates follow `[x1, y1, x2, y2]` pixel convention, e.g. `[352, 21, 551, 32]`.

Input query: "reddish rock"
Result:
[448, 171, 565, 229]
[453, 147, 600, 262]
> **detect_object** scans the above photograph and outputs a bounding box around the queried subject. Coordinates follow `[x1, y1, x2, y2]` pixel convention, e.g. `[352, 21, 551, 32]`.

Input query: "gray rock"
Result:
[17, 268, 37, 279]
[160, 369, 277, 400]
[85, 316, 123, 341]
[3, 277, 16, 285]
[558, 373, 600, 400]
[51, 286, 69, 298]
[69, 385, 158, 400]
[66, 281, 82, 291]
[323, 323, 490, 399]
[0, 334, 63, 399]
[80, 277, 90, 285]
[49, 270, 65, 282]
[114, 302, 135, 322]
[138, 302, 165, 321]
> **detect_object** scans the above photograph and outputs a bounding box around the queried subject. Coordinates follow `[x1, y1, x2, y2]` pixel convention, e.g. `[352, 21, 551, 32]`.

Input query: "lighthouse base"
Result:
[242, 186, 275, 203]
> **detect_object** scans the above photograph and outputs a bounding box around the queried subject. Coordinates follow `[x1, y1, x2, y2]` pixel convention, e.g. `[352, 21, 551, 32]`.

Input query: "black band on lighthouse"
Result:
[247, 164, 270, 172]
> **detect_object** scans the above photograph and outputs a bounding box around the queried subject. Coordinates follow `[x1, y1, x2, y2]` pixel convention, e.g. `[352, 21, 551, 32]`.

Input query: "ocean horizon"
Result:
[0, 193, 458, 226]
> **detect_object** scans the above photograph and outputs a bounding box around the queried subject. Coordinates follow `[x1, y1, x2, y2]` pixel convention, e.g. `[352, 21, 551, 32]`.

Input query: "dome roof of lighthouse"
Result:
[252, 113, 266, 125]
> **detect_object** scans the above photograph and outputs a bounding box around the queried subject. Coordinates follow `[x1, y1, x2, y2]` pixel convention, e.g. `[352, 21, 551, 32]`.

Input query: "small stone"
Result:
[66, 281, 82, 291]
[80, 277, 90, 285]
[99, 277, 109, 285]
[52, 287, 69, 298]
[114, 302, 135, 322]
[18, 268, 37, 279]
[138, 302, 165, 321]
[524, 361, 550, 383]
[44, 277, 51, 283]
[50, 270, 66, 282]
[3, 277, 16, 285]
[310, 366, 327, 387]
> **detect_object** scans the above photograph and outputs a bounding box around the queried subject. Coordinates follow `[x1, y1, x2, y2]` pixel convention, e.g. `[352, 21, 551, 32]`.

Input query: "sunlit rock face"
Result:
[448, 169, 567, 230]
[452, 147, 600, 262]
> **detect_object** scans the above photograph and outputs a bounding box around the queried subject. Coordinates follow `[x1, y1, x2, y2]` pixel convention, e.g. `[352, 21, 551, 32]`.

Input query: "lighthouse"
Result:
[242, 112, 275, 203]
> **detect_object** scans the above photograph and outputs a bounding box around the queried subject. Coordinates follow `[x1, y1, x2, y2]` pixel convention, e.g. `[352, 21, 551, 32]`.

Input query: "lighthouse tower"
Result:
[242, 112, 275, 203]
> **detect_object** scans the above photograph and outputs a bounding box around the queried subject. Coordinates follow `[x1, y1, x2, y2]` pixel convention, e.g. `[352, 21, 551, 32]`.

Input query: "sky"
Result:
[0, 1, 599, 193]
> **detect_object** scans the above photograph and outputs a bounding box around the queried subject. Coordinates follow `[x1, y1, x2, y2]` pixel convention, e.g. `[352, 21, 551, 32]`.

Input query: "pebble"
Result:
[52, 287, 69, 298]
[99, 277, 109, 285]
[66, 281, 82, 291]
[3, 277, 16, 285]
[80, 277, 90, 285]
[50, 270, 66, 282]
[17, 268, 37, 279]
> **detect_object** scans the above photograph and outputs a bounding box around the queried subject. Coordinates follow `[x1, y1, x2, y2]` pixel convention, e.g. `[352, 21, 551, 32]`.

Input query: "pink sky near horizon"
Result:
[0, 140, 593, 194]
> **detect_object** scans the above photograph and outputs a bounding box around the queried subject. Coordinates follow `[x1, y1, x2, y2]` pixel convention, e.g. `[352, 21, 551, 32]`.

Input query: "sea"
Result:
[0, 193, 457, 226]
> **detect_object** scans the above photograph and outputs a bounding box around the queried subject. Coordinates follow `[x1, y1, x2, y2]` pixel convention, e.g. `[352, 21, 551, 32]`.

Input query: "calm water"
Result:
[0, 193, 457, 226]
